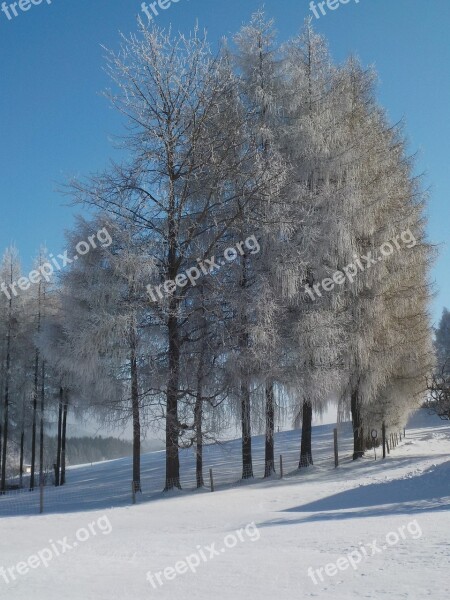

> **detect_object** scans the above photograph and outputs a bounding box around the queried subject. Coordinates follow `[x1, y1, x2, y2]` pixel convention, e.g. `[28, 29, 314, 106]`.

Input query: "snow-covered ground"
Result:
[0, 420, 354, 517]
[0, 409, 449, 599]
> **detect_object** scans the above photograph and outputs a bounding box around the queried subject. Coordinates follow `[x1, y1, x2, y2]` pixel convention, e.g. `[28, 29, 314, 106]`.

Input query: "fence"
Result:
[0, 422, 406, 517]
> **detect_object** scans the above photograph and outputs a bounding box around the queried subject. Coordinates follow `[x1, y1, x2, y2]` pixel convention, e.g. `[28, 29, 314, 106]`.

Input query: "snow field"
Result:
[0, 410, 448, 600]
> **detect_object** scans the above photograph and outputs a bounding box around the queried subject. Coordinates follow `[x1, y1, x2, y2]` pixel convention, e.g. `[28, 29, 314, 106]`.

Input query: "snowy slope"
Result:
[0, 410, 449, 600]
[0, 421, 355, 517]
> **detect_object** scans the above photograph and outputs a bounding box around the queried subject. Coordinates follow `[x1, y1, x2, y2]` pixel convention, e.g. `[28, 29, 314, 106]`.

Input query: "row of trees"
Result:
[0, 13, 435, 493]
[0, 248, 71, 491]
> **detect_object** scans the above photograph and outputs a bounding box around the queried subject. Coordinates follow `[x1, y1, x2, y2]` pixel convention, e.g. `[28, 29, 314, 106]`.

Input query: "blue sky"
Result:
[0, 0, 449, 325]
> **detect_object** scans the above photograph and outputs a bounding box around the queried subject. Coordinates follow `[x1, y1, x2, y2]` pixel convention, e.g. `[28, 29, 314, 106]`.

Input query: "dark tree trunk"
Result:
[0, 351, 10, 493]
[195, 305, 207, 489]
[19, 431, 24, 488]
[55, 387, 63, 486]
[194, 361, 205, 489]
[0, 384, 10, 493]
[39, 361, 45, 487]
[239, 251, 253, 480]
[194, 395, 204, 488]
[130, 327, 141, 493]
[299, 399, 313, 468]
[351, 388, 364, 460]
[30, 349, 39, 491]
[165, 311, 181, 491]
[164, 176, 182, 492]
[30, 281, 42, 492]
[241, 381, 253, 479]
[60, 395, 68, 486]
[0, 285, 12, 494]
[264, 379, 275, 477]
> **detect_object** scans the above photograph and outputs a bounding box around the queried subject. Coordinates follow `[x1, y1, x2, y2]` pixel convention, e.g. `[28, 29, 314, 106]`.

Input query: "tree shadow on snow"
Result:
[259, 461, 450, 527]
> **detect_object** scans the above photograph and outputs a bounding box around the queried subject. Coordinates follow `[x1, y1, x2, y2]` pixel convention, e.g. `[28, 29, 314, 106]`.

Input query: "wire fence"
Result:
[0, 421, 377, 517]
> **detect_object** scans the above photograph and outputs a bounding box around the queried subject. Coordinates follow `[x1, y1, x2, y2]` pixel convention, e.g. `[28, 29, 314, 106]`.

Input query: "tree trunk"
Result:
[299, 399, 313, 468]
[351, 388, 364, 460]
[39, 361, 45, 487]
[19, 430, 24, 488]
[194, 363, 205, 489]
[164, 311, 181, 490]
[55, 387, 63, 486]
[195, 304, 207, 489]
[30, 349, 39, 491]
[0, 338, 11, 493]
[194, 395, 204, 488]
[60, 395, 68, 486]
[0, 380, 10, 493]
[130, 326, 141, 493]
[1, 286, 12, 494]
[264, 379, 275, 477]
[239, 251, 253, 481]
[30, 279, 42, 492]
[241, 381, 253, 479]
[164, 167, 182, 492]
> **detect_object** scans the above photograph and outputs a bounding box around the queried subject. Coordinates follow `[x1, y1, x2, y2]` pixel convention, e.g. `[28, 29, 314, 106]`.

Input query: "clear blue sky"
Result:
[1, 0, 448, 324]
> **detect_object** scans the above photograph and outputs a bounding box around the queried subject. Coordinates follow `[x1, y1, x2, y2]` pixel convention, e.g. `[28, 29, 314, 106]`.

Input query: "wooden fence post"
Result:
[334, 428, 339, 468]
[382, 422, 386, 459]
[279, 455, 283, 479]
[209, 468, 214, 492]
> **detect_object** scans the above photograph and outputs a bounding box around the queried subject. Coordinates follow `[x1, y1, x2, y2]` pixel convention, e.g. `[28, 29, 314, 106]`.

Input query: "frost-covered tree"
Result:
[233, 10, 286, 478]
[426, 362, 450, 421]
[325, 56, 434, 456]
[435, 308, 450, 374]
[56, 216, 155, 492]
[280, 21, 345, 468]
[68, 21, 284, 489]
[0, 247, 22, 491]
[27, 248, 54, 489]
[38, 312, 79, 487]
